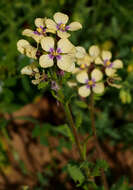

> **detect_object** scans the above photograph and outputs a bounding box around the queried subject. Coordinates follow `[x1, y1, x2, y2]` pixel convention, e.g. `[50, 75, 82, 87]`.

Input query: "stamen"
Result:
[104, 59, 113, 68]
[80, 64, 86, 70]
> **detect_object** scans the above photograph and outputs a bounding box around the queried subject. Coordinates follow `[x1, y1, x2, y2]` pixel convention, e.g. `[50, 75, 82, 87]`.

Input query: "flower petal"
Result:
[105, 68, 116, 76]
[91, 69, 103, 81]
[39, 54, 54, 68]
[21, 65, 33, 75]
[75, 46, 86, 59]
[41, 37, 54, 51]
[22, 29, 43, 43]
[68, 22, 82, 31]
[76, 71, 88, 83]
[17, 39, 37, 59]
[102, 50, 112, 60]
[93, 82, 104, 94]
[57, 55, 75, 72]
[95, 57, 103, 65]
[57, 38, 74, 53]
[54, 12, 69, 24]
[89, 45, 100, 58]
[45, 19, 57, 30]
[17, 39, 30, 54]
[57, 30, 70, 38]
[112, 59, 123, 69]
[77, 55, 91, 66]
[22, 29, 34, 37]
[78, 85, 91, 97]
[35, 18, 45, 27]
[67, 81, 77, 87]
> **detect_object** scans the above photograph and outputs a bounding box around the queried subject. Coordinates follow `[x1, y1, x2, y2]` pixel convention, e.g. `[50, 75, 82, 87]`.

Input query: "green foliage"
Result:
[67, 163, 85, 186]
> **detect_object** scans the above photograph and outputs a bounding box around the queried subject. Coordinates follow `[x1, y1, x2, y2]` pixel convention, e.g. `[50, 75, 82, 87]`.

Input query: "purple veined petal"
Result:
[43, 28, 46, 33]
[56, 48, 62, 53]
[65, 25, 70, 30]
[48, 54, 54, 59]
[39, 25, 43, 29]
[49, 48, 54, 53]
[56, 55, 62, 60]
[104, 59, 113, 68]
[56, 22, 62, 30]
[34, 31, 40, 35]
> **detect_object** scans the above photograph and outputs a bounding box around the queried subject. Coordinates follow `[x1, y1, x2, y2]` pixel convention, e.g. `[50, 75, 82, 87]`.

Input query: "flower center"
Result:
[56, 23, 70, 32]
[86, 78, 96, 88]
[37, 27, 43, 33]
[34, 26, 46, 35]
[49, 48, 62, 60]
[52, 50, 59, 57]
[59, 23, 66, 31]
[104, 60, 113, 68]
[88, 80, 94, 86]
[80, 64, 86, 70]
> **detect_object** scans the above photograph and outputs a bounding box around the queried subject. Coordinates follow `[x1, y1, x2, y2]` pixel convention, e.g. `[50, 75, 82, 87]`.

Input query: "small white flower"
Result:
[77, 69, 104, 97]
[95, 50, 123, 76]
[39, 37, 75, 72]
[107, 75, 122, 89]
[21, 64, 39, 75]
[22, 18, 55, 43]
[45, 12, 82, 38]
[17, 39, 37, 59]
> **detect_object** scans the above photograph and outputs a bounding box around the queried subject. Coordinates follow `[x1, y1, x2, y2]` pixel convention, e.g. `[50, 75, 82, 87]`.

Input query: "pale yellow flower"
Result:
[107, 75, 122, 88]
[73, 46, 91, 75]
[22, 18, 55, 43]
[95, 50, 123, 76]
[21, 64, 39, 75]
[31, 72, 45, 85]
[45, 12, 82, 38]
[88, 45, 100, 61]
[39, 37, 75, 72]
[73, 45, 100, 78]
[77, 69, 104, 97]
[17, 39, 37, 59]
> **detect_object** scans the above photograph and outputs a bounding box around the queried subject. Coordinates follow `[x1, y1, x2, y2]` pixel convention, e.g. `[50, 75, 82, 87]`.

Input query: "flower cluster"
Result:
[72, 45, 123, 97]
[17, 12, 82, 78]
[17, 12, 123, 97]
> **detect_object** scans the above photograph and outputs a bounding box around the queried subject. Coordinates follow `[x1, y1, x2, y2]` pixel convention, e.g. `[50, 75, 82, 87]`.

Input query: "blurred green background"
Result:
[0, 0, 133, 189]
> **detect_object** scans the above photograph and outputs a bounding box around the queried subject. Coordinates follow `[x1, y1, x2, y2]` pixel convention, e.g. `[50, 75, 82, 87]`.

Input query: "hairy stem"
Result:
[90, 93, 109, 190]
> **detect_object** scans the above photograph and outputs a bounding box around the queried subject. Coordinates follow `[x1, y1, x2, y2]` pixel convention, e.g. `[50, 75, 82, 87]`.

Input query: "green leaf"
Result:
[75, 100, 88, 109]
[38, 81, 49, 90]
[67, 163, 85, 185]
[53, 124, 74, 142]
[75, 113, 82, 129]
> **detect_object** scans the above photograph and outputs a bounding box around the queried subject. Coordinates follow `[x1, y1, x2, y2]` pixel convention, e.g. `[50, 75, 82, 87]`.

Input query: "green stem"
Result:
[90, 93, 109, 190]
[63, 102, 84, 161]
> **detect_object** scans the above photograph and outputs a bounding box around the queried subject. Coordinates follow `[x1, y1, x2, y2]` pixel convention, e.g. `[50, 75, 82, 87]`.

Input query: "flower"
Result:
[39, 37, 75, 72]
[17, 39, 37, 59]
[45, 12, 82, 38]
[31, 72, 46, 85]
[73, 45, 100, 79]
[74, 46, 91, 75]
[77, 69, 104, 97]
[21, 64, 39, 75]
[22, 18, 55, 43]
[95, 50, 123, 76]
[51, 81, 60, 91]
[107, 75, 122, 88]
